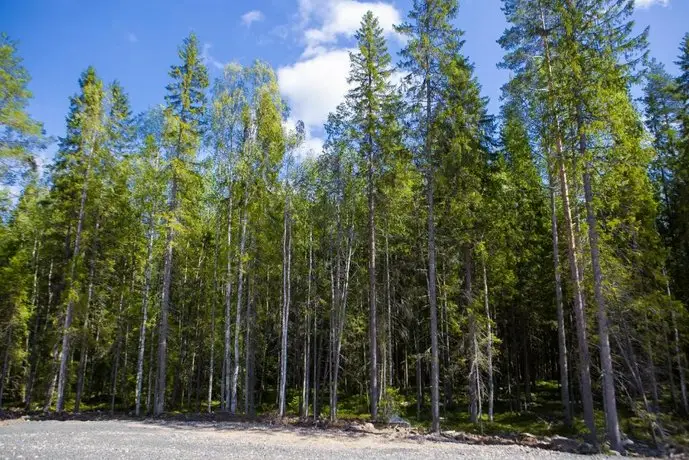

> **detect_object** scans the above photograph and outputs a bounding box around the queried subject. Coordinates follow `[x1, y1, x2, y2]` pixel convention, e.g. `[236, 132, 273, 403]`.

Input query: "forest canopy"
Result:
[1, 1, 689, 454]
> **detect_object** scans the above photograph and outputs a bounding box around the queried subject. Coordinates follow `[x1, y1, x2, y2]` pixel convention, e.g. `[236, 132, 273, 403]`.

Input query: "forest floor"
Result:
[0, 417, 622, 460]
[2, 382, 687, 458]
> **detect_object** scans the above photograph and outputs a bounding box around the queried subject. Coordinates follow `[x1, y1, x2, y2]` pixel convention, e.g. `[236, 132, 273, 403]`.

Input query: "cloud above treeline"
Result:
[242, 10, 265, 27]
[635, 0, 669, 9]
[277, 0, 404, 157]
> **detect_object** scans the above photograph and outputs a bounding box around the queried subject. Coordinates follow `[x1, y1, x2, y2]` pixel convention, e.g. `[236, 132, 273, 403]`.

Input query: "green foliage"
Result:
[0, 7, 688, 451]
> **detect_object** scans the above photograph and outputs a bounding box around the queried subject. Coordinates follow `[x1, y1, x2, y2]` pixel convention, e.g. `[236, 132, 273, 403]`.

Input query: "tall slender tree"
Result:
[345, 11, 395, 419]
[396, 0, 465, 432]
[156, 33, 208, 415]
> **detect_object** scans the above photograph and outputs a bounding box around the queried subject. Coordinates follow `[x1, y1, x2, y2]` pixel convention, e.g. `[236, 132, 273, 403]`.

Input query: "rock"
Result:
[609, 450, 622, 456]
[388, 414, 411, 427]
[551, 435, 580, 453]
[578, 442, 598, 455]
[622, 438, 635, 447]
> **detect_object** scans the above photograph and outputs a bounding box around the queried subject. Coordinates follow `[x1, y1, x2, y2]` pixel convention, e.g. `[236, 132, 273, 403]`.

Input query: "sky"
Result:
[2, 0, 687, 160]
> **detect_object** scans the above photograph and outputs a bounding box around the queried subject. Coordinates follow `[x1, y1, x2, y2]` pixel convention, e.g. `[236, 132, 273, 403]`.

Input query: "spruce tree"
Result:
[156, 33, 208, 415]
[395, 0, 464, 432]
[346, 11, 395, 420]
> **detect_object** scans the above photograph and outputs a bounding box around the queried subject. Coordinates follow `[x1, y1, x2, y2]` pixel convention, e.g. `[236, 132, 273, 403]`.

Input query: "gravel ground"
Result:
[0, 419, 614, 459]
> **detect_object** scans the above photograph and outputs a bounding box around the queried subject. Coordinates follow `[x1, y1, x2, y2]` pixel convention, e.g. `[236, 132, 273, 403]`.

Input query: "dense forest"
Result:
[2, 0, 689, 453]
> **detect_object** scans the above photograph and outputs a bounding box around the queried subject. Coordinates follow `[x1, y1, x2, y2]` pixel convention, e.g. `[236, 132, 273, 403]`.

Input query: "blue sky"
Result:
[2, 0, 687, 159]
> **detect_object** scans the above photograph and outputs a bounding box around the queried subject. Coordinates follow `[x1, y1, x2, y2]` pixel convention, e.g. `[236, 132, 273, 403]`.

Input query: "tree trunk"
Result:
[136, 229, 154, 416]
[425, 70, 441, 434]
[0, 327, 11, 408]
[245, 273, 255, 417]
[278, 189, 292, 417]
[548, 164, 572, 427]
[301, 228, 313, 418]
[540, 11, 596, 441]
[367, 131, 378, 420]
[231, 188, 248, 415]
[330, 225, 353, 422]
[208, 221, 220, 414]
[111, 277, 126, 415]
[482, 260, 494, 422]
[74, 314, 90, 413]
[583, 160, 621, 452]
[672, 311, 688, 414]
[385, 231, 393, 389]
[223, 189, 234, 412]
[56, 150, 94, 413]
[465, 246, 479, 424]
[156, 174, 178, 416]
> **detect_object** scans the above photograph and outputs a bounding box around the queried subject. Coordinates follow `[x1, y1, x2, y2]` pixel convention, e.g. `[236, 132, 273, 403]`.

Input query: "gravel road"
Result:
[0, 419, 612, 459]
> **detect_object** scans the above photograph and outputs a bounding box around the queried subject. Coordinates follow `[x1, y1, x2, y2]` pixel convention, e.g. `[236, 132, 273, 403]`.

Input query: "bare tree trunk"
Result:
[301, 228, 313, 418]
[465, 246, 479, 424]
[583, 161, 621, 452]
[330, 225, 353, 422]
[425, 71, 441, 434]
[44, 341, 59, 412]
[146, 325, 155, 413]
[415, 329, 422, 420]
[548, 164, 572, 427]
[540, 10, 596, 440]
[312, 295, 320, 421]
[208, 219, 220, 414]
[136, 230, 154, 416]
[56, 151, 94, 413]
[223, 189, 234, 412]
[23, 238, 41, 408]
[664, 272, 687, 414]
[156, 174, 177, 416]
[672, 311, 688, 414]
[616, 328, 663, 445]
[111, 277, 126, 415]
[74, 314, 90, 413]
[644, 316, 660, 412]
[74, 223, 99, 414]
[231, 188, 248, 415]
[278, 189, 292, 417]
[245, 272, 255, 417]
[482, 260, 494, 422]
[367, 132, 378, 420]
[0, 328, 11, 408]
[385, 231, 393, 389]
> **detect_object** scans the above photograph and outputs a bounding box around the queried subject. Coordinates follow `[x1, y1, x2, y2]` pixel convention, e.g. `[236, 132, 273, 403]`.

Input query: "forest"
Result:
[1, 0, 689, 454]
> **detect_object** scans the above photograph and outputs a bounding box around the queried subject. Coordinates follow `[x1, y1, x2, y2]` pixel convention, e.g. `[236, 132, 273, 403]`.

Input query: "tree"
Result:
[0, 34, 44, 216]
[52, 67, 105, 413]
[345, 11, 395, 419]
[156, 33, 208, 415]
[395, 0, 465, 432]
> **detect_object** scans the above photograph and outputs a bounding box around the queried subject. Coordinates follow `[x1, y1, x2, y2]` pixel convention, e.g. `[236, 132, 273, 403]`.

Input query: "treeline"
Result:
[1, 0, 689, 453]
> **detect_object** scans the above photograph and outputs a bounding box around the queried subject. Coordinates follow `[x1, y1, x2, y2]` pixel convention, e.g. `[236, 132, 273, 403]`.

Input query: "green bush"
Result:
[379, 387, 405, 422]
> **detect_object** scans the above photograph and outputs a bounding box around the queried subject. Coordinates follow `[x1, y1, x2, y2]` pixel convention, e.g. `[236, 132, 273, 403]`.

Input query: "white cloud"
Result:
[277, 0, 402, 156]
[635, 0, 669, 8]
[127, 32, 138, 43]
[202, 43, 226, 70]
[241, 10, 265, 26]
[278, 49, 352, 129]
[300, 0, 402, 57]
[284, 118, 324, 159]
